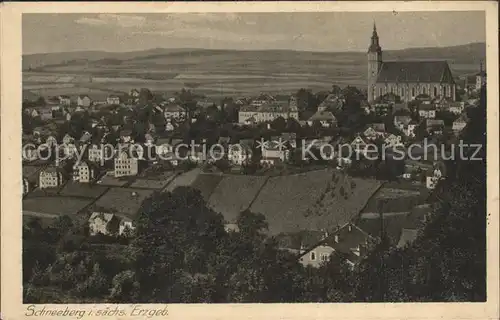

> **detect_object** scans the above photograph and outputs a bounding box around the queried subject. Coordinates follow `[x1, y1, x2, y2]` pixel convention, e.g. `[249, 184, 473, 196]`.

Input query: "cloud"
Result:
[75, 14, 146, 28]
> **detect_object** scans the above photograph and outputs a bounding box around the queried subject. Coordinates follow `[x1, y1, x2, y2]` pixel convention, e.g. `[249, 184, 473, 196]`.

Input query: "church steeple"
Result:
[367, 22, 383, 102]
[368, 22, 381, 53]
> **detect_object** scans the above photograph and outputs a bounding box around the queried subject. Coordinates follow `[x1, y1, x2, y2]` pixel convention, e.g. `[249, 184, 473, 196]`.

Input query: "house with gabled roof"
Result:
[77, 95, 92, 107]
[307, 110, 337, 128]
[294, 222, 377, 268]
[452, 113, 469, 133]
[58, 95, 71, 106]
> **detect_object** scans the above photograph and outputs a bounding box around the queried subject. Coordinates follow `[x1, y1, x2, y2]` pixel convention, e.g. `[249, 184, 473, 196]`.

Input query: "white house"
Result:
[228, 144, 252, 166]
[73, 161, 96, 183]
[39, 167, 64, 189]
[107, 95, 121, 105]
[58, 95, 71, 106]
[77, 95, 92, 108]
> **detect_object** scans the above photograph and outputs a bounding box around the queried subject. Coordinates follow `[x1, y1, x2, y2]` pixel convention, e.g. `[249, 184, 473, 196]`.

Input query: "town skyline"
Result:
[23, 12, 485, 54]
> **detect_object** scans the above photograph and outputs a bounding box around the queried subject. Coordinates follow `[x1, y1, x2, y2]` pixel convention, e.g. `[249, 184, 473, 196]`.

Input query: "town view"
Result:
[22, 12, 487, 303]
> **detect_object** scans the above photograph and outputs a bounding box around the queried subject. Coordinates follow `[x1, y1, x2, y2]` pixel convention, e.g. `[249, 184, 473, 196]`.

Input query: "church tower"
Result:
[367, 23, 383, 102]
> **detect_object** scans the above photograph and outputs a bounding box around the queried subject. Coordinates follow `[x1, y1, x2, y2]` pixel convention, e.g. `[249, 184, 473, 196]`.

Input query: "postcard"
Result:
[1, 2, 498, 320]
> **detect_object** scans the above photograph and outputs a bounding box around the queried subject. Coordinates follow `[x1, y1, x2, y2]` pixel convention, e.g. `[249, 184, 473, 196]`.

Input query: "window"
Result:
[443, 86, 447, 97]
[412, 88, 415, 97]
[321, 253, 329, 262]
[379, 88, 382, 97]
[422, 87, 427, 95]
[401, 87, 405, 97]
[310, 251, 316, 261]
[433, 87, 438, 97]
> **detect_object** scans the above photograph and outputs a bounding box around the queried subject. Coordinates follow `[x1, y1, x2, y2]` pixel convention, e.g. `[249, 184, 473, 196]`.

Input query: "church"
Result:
[367, 24, 456, 103]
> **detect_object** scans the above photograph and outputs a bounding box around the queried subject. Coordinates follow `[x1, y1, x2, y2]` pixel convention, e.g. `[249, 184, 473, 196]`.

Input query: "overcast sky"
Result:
[23, 12, 485, 54]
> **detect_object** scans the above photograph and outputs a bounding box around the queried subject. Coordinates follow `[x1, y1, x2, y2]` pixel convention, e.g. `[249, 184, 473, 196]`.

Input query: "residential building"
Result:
[63, 143, 78, 159]
[228, 143, 252, 166]
[77, 95, 92, 108]
[317, 94, 344, 112]
[114, 149, 139, 177]
[62, 134, 75, 145]
[58, 95, 71, 106]
[452, 114, 468, 133]
[107, 95, 120, 105]
[39, 167, 64, 189]
[80, 131, 92, 144]
[367, 24, 456, 103]
[384, 133, 403, 148]
[119, 130, 133, 144]
[163, 104, 187, 121]
[45, 135, 57, 148]
[238, 102, 299, 124]
[363, 124, 385, 141]
[39, 108, 53, 121]
[249, 93, 275, 107]
[260, 141, 290, 166]
[351, 136, 368, 155]
[307, 110, 337, 128]
[298, 223, 375, 268]
[119, 217, 135, 236]
[88, 212, 120, 236]
[394, 115, 412, 131]
[73, 161, 97, 183]
[447, 102, 466, 114]
[425, 119, 445, 135]
[402, 121, 418, 138]
[418, 104, 436, 119]
[476, 61, 487, 91]
[372, 103, 392, 116]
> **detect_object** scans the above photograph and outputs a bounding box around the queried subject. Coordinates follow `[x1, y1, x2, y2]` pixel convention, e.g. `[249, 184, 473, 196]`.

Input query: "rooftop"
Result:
[376, 61, 455, 84]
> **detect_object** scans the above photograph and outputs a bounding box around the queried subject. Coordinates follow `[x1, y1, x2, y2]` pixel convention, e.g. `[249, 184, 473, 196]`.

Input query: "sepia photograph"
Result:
[1, 2, 498, 318]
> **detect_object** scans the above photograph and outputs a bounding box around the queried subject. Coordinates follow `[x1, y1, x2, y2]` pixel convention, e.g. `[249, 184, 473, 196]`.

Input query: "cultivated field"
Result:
[22, 44, 485, 99]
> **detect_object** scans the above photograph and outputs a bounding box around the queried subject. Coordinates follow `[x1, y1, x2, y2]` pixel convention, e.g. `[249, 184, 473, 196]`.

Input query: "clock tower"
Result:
[367, 23, 383, 102]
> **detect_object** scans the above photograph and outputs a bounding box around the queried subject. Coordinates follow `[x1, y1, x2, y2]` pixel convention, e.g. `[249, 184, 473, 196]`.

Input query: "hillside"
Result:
[23, 43, 485, 70]
[23, 43, 486, 99]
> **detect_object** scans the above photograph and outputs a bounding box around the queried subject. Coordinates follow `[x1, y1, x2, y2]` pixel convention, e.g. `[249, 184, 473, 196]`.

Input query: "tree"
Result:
[236, 210, 268, 238]
[270, 116, 287, 132]
[138, 88, 154, 105]
[133, 187, 226, 301]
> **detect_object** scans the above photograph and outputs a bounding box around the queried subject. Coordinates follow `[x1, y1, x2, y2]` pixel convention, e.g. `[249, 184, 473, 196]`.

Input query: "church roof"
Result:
[376, 61, 455, 84]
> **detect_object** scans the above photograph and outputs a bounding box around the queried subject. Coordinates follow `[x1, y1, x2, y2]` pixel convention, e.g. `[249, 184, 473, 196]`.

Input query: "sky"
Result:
[23, 11, 486, 54]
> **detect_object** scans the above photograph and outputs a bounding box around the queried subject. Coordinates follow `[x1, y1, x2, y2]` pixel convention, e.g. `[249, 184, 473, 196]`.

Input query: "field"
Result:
[23, 197, 94, 216]
[207, 175, 269, 223]
[59, 182, 109, 199]
[23, 44, 485, 99]
[92, 187, 155, 218]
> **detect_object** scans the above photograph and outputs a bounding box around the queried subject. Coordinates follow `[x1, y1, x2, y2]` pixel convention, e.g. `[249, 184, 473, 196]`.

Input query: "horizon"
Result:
[23, 12, 486, 55]
[23, 40, 486, 56]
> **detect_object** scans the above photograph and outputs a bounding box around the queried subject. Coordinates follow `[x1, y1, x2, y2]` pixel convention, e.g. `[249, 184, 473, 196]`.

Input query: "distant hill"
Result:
[23, 42, 486, 71]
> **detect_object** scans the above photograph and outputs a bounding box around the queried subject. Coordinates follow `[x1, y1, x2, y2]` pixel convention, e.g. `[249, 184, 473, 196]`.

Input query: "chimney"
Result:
[334, 234, 339, 243]
[348, 224, 352, 232]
